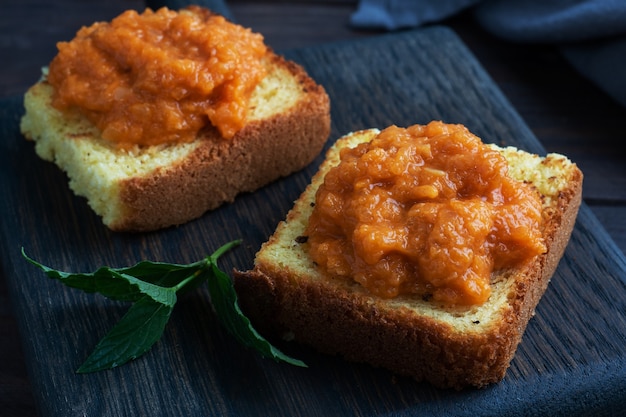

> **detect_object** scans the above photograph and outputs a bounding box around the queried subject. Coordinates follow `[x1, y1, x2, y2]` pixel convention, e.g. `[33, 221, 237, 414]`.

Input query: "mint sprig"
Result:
[22, 240, 306, 373]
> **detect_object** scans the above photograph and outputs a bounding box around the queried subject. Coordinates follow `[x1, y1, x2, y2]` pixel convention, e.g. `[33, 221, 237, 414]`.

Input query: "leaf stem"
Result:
[172, 240, 242, 293]
[172, 267, 206, 293]
[209, 239, 242, 262]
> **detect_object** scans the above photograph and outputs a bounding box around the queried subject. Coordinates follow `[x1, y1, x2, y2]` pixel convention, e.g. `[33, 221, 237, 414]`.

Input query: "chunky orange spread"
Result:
[47, 6, 267, 147]
[305, 121, 546, 306]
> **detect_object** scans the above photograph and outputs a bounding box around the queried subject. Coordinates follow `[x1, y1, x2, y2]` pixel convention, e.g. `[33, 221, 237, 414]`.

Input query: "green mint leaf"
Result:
[22, 240, 306, 373]
[206, 250, 307, 367]
[115, 260, 207, 292]
[77, 294, 175, 373]
[22, 248, 202, 303]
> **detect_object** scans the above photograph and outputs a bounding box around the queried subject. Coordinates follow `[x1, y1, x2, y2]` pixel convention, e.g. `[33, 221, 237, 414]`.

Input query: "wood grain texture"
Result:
[2, 24, 626, 416]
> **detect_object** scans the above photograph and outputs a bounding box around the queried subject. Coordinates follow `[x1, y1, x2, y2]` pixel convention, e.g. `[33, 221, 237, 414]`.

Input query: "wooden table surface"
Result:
[2, 1, 625, 416]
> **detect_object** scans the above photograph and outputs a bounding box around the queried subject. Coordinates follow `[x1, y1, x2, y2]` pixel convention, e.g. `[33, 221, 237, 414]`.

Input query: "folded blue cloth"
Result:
[351, 0, 626, 107]
[351, 0, 482, 30]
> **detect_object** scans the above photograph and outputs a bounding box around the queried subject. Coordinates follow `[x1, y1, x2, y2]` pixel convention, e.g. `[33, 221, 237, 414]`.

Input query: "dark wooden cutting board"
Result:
[1, 25, 625, 416]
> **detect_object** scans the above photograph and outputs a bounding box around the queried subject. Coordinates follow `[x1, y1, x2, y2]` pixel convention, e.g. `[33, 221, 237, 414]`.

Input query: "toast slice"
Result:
[234, 126, 583, 389]
[20, 52, 330, 232]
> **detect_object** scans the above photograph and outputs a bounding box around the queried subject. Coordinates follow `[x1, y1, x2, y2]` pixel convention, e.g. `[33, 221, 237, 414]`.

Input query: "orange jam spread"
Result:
[47, 6, 267, 147]
[305, 121, 546, 306]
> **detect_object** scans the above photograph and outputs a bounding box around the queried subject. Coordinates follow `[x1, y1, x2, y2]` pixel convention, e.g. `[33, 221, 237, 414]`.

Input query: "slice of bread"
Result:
[234, 126, 583, 389]
[20, 52, 330, 232]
